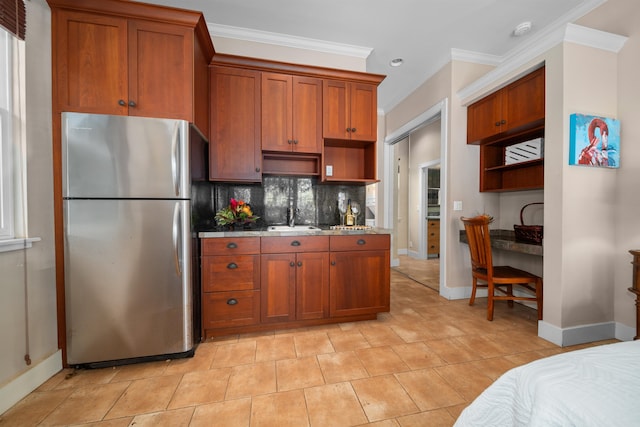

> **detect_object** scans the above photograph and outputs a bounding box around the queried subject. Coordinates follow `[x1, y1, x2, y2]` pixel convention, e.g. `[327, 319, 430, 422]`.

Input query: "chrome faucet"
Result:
[287, 207, 299, 227]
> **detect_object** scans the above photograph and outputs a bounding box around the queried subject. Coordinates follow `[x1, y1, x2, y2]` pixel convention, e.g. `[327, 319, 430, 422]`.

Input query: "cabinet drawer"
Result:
[261, 236, 329, 253]
[203, 290, 260, 329]
[202, 255, 260, 292]
[202, 237, 260, 255]
[329, 234, 390, 252]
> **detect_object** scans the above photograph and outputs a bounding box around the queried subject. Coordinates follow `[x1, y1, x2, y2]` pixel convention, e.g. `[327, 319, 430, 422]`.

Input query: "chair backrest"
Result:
[461, 215, 494, 275]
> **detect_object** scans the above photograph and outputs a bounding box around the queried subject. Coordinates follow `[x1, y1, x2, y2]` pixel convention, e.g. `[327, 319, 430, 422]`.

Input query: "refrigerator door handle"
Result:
[172, 202, 183, 277]
[171, 122, 181, 197]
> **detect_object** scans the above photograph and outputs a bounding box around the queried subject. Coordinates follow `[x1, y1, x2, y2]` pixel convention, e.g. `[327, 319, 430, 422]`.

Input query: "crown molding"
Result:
[208, 23, 373, 59]
[450, 48, 502, 66]
[565, 23, 628, 52]
[455, 0, 626, 104]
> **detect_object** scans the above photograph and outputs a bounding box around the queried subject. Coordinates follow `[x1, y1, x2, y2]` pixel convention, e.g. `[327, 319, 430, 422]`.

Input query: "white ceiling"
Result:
[138, 0, 606, 113]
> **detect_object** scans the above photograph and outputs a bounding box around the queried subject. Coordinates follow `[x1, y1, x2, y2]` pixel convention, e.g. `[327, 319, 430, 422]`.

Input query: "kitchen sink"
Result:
[267, 225, 321, 232]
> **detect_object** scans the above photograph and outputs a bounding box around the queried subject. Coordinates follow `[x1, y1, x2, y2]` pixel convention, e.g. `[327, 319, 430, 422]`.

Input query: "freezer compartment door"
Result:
[62, 112, 190, 199]
[64, 199, 192, 365]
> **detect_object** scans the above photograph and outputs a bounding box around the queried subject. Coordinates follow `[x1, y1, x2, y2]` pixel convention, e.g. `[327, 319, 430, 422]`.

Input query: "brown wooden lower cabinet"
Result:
[329, 234, 391, 317]
[201, 234, 390, 339]
[261, 251, 330, 323]
[427, 219, 440, 256]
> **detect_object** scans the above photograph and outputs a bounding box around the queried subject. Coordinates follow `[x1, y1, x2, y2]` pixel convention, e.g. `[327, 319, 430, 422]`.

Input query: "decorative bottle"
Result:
[346, 199, 355, 226]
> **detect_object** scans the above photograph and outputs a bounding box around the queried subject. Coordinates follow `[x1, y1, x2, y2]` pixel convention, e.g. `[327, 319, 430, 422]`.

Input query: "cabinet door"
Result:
[296, 252, 329, 320]
[261, 72, 292, 152]
[427, 220, 440, 255]
[329, 250, 390, 317]
[349, 83, 377, 142]
[210, 66, 262, 181]
[467, 91, 502, 144]
[503, 67, 545, 132]
[292, 76, 323, 153]
[261, 253, 296, 323]
[128, 19, 193, 120]
[323, 79, 350, 140]
[53, 10, 128, 114]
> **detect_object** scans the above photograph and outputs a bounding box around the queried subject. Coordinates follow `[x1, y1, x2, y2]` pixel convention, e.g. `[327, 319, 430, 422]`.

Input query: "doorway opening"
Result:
[383, 99, 448, 295]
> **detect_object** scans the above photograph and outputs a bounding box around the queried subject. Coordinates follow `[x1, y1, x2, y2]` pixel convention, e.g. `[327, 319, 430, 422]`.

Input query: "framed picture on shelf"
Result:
[569, 113, 620, 168]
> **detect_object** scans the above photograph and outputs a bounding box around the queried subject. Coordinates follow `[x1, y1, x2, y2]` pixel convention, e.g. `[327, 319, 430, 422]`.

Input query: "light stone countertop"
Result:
[459, 229, 543, 256]
[198, 226, 392, 238]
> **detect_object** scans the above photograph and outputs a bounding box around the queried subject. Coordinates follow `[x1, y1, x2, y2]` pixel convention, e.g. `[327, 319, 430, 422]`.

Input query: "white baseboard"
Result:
[440, 285, 486, 301]
[0, 350, 62, 415]
[615, 322, 636, 342]
[442, 289, 634, 347]
[538, 321, 634, 347]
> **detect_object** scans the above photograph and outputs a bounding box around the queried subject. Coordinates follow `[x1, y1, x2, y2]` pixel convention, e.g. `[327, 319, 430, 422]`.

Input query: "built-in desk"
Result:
[459, 229, 542, 256]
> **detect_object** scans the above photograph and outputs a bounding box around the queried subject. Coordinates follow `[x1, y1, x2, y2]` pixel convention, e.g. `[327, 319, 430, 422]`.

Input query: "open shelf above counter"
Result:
[479, 127, 544, 192]
[322, 139, 378, 183]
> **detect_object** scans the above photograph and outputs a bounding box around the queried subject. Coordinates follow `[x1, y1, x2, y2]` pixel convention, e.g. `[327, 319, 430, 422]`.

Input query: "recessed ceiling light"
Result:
[513, 21, 532, 37]
[389, 58, 404, 67]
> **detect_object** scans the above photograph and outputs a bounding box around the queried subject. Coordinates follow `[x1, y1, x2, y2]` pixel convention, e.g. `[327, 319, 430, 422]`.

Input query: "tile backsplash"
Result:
[192, 176, 366, 231]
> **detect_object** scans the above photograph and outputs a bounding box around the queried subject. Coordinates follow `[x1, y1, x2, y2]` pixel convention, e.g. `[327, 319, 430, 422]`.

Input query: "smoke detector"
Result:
[513, 21, 532, 37]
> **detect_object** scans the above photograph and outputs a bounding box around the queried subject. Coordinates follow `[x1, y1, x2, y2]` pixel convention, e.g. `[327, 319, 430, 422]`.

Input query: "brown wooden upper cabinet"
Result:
[208, 54, 384, 182]
[209, 66, 263, 182]
[48, 0, 213, 134]
[467, 67, 545, 145]
[467, 66, 546, 192]
[262, 73, 323, 154]
[323, 80, 378, 142]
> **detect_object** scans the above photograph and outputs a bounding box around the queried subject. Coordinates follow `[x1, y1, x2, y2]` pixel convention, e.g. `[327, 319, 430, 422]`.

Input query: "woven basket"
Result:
[514, 202, 543, 245]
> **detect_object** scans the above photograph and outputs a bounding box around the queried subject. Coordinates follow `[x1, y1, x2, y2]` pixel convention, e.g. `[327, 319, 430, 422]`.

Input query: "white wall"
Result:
[394, 139, 409, 254]
[212, 36, 367, 72]
[0, 0, 60, 415]
[576, 0, 640, 341]
[558, 43, 618, 328]
[610, 5, 640, 334]
[407, 121, 440, 256]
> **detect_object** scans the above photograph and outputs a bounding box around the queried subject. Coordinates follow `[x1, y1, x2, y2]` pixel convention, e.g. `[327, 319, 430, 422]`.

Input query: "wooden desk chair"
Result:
[461, 215, 543, 321]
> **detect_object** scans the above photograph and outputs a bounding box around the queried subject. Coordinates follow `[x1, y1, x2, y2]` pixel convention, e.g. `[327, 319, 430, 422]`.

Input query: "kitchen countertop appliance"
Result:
[62, 112, 202, 367]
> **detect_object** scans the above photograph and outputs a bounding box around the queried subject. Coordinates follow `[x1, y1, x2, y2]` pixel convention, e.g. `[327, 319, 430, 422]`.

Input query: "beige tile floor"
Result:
[1, 271, 616, 427]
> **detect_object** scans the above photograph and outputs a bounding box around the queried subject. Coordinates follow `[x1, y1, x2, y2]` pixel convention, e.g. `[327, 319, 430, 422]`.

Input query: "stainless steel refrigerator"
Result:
[62, 112, 201, 367]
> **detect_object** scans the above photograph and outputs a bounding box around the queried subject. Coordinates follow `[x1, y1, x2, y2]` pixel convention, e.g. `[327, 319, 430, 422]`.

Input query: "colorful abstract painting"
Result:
[569, 113, 620, 168]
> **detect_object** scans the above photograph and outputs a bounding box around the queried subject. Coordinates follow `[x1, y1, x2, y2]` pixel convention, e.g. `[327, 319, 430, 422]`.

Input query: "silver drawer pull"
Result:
[227, 242, 238, 249]
[227, 262, 238, 269]
[227, 298, 238, 305]
[357, 239, 366, 245]
[291, 240, 301, 246]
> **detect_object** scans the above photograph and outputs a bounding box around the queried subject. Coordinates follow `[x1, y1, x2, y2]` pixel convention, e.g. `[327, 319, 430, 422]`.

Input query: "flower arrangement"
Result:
[214, 198, 259, 227]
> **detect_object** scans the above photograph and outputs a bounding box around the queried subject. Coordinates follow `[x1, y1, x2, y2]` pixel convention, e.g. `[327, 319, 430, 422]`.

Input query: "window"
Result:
[0, 28, 13, 239]
[0, 1, 35, 251]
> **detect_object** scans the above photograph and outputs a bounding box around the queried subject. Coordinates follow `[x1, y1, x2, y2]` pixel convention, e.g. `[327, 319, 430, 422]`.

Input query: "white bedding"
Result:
[454, 340, 640, 427]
